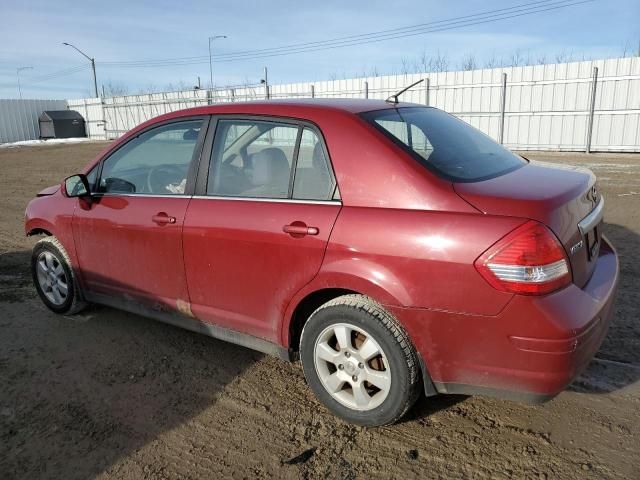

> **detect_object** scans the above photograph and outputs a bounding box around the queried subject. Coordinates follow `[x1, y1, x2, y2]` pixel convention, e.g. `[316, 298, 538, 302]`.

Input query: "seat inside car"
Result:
[245, 147, 290, 197]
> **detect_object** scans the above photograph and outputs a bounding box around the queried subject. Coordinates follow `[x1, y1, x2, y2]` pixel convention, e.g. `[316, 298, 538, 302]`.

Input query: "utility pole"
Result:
[17, 66, 33, 99]
[208, 35, 227, 90]
[62, 42, 98, 98]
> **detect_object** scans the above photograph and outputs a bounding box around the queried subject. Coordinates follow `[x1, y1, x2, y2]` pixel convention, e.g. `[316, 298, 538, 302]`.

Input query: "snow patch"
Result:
[0, 138, 92, 149]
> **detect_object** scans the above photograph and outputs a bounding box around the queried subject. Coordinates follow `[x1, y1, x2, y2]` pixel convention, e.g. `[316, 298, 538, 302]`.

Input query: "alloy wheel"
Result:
[36, 251, 69, 306]
[313, 322, 391, 411]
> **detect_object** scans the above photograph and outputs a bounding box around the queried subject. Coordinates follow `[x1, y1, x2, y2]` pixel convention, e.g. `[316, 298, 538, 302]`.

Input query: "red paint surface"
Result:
[25, 99, 619, 399]
[183, 199, 341, 340]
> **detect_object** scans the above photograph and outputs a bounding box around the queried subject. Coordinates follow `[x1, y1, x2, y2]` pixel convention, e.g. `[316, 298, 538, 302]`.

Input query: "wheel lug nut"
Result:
[345, 352, 351, 358]
[358, 362, 364, 369]
[352, 375, 358, 382]
[338, 364, 344, 370]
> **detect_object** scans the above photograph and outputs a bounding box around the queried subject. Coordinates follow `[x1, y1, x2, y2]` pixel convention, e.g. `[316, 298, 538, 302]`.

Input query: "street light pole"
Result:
[17, 66, 33, 99]
[208, 35, 227, 90]
[62, 42, 99, 98]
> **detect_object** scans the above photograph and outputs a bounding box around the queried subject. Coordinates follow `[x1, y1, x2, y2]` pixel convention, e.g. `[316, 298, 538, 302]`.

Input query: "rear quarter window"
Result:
[361, 107, 526, 182]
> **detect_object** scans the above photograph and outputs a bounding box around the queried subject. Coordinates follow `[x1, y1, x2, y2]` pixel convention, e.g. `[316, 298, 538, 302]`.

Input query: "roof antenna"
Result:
[385, 79, 424, 104]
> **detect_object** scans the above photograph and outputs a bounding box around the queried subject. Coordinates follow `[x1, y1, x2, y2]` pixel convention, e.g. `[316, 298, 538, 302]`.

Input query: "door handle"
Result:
[152, 213, 176, 225]
[283, 222, 319, 237]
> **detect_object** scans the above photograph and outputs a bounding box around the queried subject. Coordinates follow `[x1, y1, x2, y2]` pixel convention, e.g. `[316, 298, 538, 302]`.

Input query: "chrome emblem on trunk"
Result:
[570, 239, 584, 255]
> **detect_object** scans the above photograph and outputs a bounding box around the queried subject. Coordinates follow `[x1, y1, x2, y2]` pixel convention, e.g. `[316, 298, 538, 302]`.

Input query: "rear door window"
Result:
[362, 107, 525, 182]
[208, 120, 298, 199]
[207, 119, 336, 201]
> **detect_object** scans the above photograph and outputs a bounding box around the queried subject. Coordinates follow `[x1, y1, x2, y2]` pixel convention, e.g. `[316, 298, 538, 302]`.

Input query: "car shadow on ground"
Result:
[1, 250, 262, 479]
[402, 393, 468, 424]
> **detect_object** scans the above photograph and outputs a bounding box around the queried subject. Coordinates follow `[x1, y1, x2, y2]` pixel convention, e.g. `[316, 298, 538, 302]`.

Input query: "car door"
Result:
[183, 117, 341, 342]
[73, 117, 209, 311]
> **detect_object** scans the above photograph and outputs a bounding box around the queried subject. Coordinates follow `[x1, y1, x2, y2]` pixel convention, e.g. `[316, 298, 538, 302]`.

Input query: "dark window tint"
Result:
[362, 107, 525, 182]
[99, 120, 203, 194]
[86, 165, 98, 192]
[208, 120, 298, 199]
[292, 128, 334, 200]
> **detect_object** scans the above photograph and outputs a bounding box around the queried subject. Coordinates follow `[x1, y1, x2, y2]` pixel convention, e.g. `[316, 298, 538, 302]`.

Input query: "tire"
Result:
[300, 294, 421, 426]
[31, 236, 86, 315]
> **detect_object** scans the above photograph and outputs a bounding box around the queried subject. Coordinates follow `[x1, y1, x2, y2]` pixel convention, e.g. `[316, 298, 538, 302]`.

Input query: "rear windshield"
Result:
[361, 107, 526, 182]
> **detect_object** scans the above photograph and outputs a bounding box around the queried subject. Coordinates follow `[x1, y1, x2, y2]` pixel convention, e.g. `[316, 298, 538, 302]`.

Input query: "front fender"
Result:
[25, 198, 57, 237]
[24, 193, 79, 278]
[25, 217, 57, 237]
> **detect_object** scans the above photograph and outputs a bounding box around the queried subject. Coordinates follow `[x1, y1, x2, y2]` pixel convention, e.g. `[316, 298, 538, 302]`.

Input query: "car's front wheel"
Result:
[300, 295, 421, 426]
[31, 236, 86, 315]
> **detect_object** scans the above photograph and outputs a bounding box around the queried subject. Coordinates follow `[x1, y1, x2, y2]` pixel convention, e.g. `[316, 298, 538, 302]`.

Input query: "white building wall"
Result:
[0, 99, 67, 143]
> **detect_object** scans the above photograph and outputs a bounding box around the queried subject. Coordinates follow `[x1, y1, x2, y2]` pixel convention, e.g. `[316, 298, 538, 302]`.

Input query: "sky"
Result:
[0, 0, 638, 99]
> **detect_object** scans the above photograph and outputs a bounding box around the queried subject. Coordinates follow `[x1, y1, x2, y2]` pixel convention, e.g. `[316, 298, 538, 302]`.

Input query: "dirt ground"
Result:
[0, 142, 638, 479]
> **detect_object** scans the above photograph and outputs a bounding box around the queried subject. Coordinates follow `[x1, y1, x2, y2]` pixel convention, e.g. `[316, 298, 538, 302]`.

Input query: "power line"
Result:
[209, 0, 597, 64]
[28, 65, 88, 81]
[98, 0, 594, 68]
[24, 64, 90, 84]
[205, 0, 597, 64]
[101, 0, 563, 66]
[22, 0, 596, 83]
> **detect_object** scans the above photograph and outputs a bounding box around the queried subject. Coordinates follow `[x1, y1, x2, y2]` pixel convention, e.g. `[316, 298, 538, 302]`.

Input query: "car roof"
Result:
[163, 98, 420, 119]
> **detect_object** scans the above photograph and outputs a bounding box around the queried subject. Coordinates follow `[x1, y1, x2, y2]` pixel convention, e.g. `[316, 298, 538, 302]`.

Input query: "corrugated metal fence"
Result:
[67, 97, 107, 140]
[68, 56, 640, 152]
[0, 99, 67, 143]
[8, 56, 640, 152]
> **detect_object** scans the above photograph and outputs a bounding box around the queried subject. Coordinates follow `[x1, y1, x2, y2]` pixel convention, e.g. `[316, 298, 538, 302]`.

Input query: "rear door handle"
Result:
[152, 212, 176, 225]
[283, 223, 319, 236]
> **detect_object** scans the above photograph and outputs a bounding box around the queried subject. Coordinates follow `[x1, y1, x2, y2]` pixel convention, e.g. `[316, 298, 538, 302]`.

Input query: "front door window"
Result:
[99, 120, 203, 195]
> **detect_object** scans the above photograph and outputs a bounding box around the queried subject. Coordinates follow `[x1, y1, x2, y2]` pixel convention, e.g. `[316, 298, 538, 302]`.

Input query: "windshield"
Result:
[361, 107, 526, 182]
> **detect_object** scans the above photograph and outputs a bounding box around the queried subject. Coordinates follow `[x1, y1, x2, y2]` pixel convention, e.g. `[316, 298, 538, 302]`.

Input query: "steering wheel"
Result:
[146, 164, 186, 193]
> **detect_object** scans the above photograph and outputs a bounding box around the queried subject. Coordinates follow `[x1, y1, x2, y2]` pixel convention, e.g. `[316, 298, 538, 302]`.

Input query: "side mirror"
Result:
[63, 174, 91, 198]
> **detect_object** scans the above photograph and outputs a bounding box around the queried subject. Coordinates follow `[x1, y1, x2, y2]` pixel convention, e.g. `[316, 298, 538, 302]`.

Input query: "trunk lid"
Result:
[454, 160, 601, 288]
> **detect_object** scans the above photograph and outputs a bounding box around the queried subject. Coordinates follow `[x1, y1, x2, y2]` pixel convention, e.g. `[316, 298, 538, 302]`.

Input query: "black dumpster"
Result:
[39, 110, 86, 139]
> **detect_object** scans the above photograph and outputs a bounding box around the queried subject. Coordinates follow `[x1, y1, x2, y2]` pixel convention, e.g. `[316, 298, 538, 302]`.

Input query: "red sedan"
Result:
[25, 99, 618, 426]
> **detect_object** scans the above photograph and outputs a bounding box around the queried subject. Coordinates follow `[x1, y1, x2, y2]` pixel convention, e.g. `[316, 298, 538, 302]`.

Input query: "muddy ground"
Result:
[0, 142, 638, 479]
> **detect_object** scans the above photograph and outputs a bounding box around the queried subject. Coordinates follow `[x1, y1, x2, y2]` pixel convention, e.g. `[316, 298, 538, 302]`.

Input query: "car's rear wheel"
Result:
[31, 236, 86, 315]
[300, 294, 421, 426]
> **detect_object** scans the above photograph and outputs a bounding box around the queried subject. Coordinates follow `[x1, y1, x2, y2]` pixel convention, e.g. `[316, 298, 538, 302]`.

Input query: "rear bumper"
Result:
[389, 235, 619, 401]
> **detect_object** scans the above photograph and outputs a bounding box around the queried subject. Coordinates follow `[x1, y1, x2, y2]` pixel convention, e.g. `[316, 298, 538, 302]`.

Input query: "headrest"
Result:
[183, 128, 199, 141]
[251, 148, 290, 186]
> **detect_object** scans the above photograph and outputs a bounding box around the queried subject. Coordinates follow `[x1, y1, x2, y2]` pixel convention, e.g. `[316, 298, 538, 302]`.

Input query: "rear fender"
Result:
[280, 261, 408, 347]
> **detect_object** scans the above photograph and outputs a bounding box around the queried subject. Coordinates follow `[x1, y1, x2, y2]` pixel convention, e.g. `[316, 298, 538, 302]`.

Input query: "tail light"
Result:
[474, 221, 572, 295]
